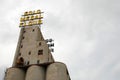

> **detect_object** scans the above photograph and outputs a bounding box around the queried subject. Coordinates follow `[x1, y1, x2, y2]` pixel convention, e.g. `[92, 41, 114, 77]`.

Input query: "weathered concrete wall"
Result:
[12, 28, 24, 67]
[12, 26, 54, 67]
[46, 62, 70, 80]
[4, 68, 25, 80]
[25, 65, 45, 80]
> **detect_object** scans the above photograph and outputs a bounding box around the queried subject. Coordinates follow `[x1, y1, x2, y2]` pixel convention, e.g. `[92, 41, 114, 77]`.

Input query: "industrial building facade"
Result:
[4, 10, 71, 80]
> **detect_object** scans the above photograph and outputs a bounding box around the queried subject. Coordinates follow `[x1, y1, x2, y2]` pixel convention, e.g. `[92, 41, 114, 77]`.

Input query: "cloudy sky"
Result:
[0, 0, 120, 80]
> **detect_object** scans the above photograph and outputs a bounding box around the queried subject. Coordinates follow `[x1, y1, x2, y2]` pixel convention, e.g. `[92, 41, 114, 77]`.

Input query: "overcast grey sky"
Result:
[0, 0, 120, 80]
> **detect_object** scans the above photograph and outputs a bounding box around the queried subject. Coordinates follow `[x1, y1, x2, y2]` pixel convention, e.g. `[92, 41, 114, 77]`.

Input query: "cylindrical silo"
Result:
[4, 67, 25, 80]
[25, 65, 45, 80]
[46, 62, 70, 80]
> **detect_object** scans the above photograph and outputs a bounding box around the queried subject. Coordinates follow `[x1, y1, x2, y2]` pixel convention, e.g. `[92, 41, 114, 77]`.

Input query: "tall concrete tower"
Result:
[4, 10, 71, 80]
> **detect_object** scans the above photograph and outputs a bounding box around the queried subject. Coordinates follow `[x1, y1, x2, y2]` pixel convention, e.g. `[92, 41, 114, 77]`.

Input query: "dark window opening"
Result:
[23, 30, 26, 33]
[19, 53, 21, 56]
[19, 57, 24, 63]
[21, 45, 23, 48]
[39, 42, 41, 46]
[17, 57, 24, 65]
[38, 50, 43, 55]
[37, 60, 40, 64]
[27, 61, 29, 65]
[22, 36, 25, 39]
[32, 29, 35, 32]
[28, 51, 31, 55]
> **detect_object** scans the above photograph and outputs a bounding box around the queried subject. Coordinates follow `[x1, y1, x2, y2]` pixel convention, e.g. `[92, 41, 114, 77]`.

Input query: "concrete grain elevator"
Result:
[4, 10, 71, 80]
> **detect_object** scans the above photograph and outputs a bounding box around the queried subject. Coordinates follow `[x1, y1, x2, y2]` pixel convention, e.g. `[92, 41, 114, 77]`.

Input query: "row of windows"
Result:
[17, 28, 43, 66]
[19, 49, 43, 56]
[25, 60, 40, 65]
[23, 29, 35, 33]
[20, 32, 43, 55]
[17, 57, 41, 65]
